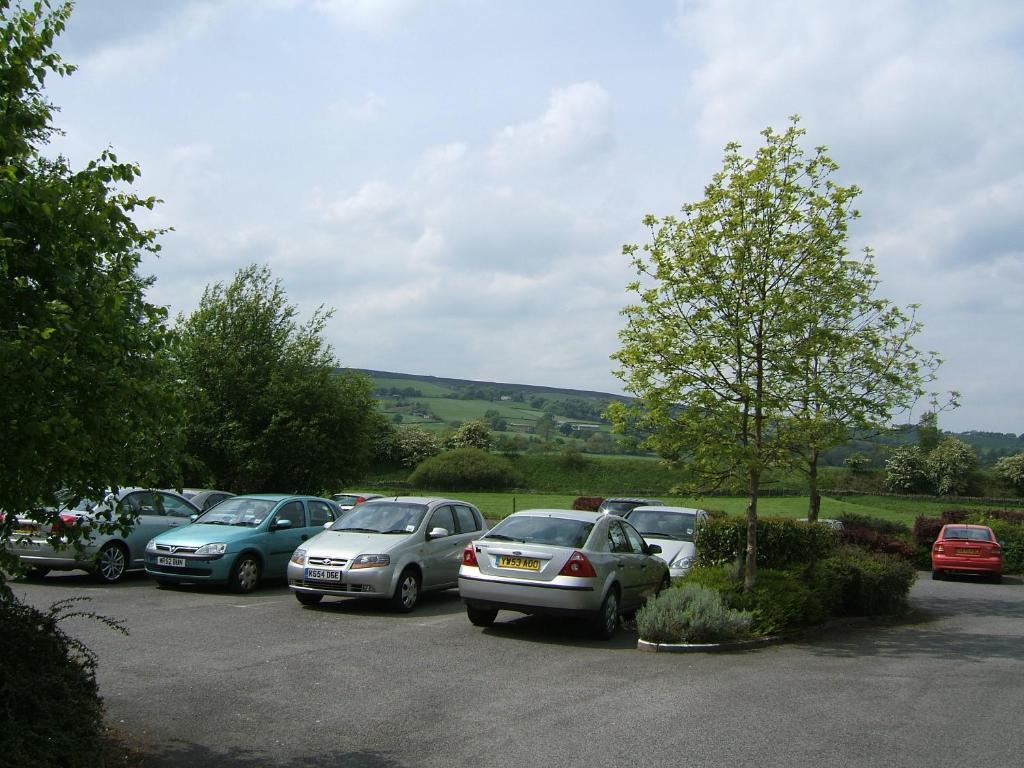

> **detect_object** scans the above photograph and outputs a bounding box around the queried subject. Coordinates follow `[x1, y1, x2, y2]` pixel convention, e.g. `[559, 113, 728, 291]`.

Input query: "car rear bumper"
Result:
[458, 573, 601, 616]
[8, 539, 96, 570]
[932, 554, 1002, 575]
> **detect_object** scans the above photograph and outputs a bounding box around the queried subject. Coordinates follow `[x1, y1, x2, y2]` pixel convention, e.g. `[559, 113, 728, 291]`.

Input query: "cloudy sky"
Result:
[42, 0, 1024, 433]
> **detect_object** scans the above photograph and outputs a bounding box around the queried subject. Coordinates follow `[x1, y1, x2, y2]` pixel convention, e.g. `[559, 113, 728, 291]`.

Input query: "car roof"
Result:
[368, 496, 473, 506]
[603, 497, 661, 503]
[628, 505, 706, 515]
[941, 523, 992, 530]
[508, 509, 605, 522]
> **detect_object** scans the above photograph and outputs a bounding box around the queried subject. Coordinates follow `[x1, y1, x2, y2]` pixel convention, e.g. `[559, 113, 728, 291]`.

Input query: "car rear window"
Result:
[484, 516, 594, 548]
[943, 527, 994, 541]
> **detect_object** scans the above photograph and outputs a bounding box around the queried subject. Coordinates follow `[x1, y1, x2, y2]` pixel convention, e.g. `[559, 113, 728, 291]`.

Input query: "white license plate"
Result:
[157, 556, 186, 568]
[305, 568, 342, 582]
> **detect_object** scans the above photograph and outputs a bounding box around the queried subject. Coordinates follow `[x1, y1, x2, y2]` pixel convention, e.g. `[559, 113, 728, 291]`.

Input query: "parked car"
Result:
[330, 492, 384, 511]
[8, 488, 200, 583]
[144, 494, 341, 593]
[596, 497, 663, 516]
[458, 509, 669, 639]
[931, 524, 1003, 583]
[621, 505, 708, 579]
[287, 496, 487, 611]
[797, 517, 845, 530]
[178, 489, 235, 512]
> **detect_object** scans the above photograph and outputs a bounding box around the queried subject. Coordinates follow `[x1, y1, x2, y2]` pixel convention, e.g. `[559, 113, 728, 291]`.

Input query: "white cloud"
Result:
[311, 0, 422, 31]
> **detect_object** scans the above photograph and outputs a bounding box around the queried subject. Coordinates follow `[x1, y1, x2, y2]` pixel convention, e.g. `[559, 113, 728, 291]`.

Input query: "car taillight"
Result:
[934, 543, 944, 554]
[50, 512, 80, 535]
[991, 545, 1002, 559]
[558, 551, 597, 578]
[462, 545, 479, 567]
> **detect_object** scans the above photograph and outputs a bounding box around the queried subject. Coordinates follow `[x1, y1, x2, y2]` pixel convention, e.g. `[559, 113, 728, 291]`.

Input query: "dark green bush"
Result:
[738, 569, 825, 634]
[408, 447, 522, 491]
[0, 597, 106, 768]
[696, 517, 839, 570]
[636, 583, 752, 643]
[828, 546, 917, 615]
[835, 512, 910, 536]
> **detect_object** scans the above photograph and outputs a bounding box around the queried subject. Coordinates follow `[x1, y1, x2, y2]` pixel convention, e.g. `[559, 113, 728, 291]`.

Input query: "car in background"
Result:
[931, 524, 1003, 583]
[178, 489, 235, 512]
[331, 492, 384, 511]
[621, 505, 708, 579]
[458, 509, 669, 639]
[144, 494, 341, 593]
[596, 497, 663, 516]
[8, 489, 200, 583]
[798, 517, 845, 530]
[288, 497, 487, 611]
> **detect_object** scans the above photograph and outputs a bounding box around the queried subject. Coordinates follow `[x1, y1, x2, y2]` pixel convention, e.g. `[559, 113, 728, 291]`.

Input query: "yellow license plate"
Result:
[498, 555, 541, 571]
[955, 548, 980, 556]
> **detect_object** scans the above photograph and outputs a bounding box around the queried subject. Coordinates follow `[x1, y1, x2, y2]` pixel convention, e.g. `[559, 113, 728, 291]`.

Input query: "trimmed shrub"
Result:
[636, 583, 752, 643]
[835, 512, 909, 537]
[912, 516, 945, 548]
[832, 546, 917, 615]
[839, 525, 917, 560]
[738, 569, 825, 634]
[0, 597, 108, 768]
[571, 496, 603, 511]
[408, 447, 521, 491]
[696, 517, 839, 570]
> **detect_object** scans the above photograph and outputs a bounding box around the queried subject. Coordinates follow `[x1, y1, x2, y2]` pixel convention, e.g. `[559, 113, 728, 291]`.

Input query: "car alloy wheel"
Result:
[593, 587, 620, 640]
[96, 542, 128, 583]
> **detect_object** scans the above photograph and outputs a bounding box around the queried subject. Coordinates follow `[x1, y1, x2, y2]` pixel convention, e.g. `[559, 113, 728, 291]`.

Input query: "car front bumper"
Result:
[286, 561, 394, 599]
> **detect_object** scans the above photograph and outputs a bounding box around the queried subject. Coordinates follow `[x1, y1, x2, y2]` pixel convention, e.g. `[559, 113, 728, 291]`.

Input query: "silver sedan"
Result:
[458, 509, 669, 639]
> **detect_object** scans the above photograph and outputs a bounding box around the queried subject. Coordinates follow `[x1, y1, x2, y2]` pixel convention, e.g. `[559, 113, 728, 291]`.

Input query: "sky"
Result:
[39, 0, 1024, 434]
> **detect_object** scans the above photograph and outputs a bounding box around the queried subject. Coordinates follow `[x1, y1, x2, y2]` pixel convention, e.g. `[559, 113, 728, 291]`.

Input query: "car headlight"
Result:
[290, 548, 307, 566]
[672, 554, 693, 570]
[195, 542, 227, 555]
[351, 553, 390, 569]
[146, 539, 158, 553]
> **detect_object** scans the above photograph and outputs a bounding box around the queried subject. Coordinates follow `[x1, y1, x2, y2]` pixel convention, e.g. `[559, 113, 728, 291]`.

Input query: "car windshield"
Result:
[484, 516, 594, 548]
[624, 509, 696, 541]
[329, 502, 427, 534]
[943, 527, 993, 541]
[194, 498, 276, 527]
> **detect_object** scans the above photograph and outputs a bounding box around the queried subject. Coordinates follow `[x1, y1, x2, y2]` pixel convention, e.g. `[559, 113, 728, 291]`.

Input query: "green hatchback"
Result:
[144, 494, 341, 592]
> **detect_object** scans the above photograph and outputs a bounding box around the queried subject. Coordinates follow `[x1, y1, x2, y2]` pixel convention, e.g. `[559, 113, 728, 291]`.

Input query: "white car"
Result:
[621, 505, 708, 579]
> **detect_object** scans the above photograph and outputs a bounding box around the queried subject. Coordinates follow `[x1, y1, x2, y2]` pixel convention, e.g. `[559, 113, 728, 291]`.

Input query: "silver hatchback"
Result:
[287, 497, 487, 612]
[458, 509, 669, 639]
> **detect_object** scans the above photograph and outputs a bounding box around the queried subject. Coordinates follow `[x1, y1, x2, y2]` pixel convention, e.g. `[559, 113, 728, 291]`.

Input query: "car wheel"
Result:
[390, 567, 420, 613]
[229, 554, 261, 594]
[592, 587, 620, 640]
[295, 591, 323, 606]
[931, 569, 944, 580]
[990, 573, 1003, 584]
[25, 567, 50, 580]
[95, 542, 129, 584]
[466, 606, 498, 627]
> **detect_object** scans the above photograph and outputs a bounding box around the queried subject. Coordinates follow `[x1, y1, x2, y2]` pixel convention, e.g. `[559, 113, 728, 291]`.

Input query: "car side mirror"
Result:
[646, 544, 662, 555]
[190, 514, 199, 522]
[271, 519, 293, 531]
[324, 521, 333, 529]
[428, 527, 449, 540]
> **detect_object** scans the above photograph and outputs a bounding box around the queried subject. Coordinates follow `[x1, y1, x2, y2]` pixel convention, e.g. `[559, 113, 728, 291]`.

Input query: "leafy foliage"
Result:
[925, 437, 979, 496]
[408, 447, 521, 491]
[442, 420, 493, 451]
[695, 517, 839, 570]
[1, 0, 184, 582]
[635, 583, 752, 643]
[885, 445, 930, 492]
[993, 453, 1024, 494]
[394, 426, 442, 467]
[0, 595, 126, 768]
[174, 264, 380, 492]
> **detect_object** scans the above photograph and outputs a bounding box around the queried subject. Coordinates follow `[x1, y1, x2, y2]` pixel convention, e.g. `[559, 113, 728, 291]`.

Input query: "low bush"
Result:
[696, 517, 839, 570]
[827, 546, 917, 615]
[839, 525, 917, 560]
[408, 447, 522, 491]
[737, 569, 825, 635]
[636, 583, 752, 643]
[835, 512, 910, 536]
[0, 596, 110, 768]
[912, 516, 944, 548]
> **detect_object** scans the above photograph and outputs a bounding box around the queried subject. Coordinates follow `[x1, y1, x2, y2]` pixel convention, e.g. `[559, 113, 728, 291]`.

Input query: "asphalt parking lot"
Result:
[11, 571, 1024, 768]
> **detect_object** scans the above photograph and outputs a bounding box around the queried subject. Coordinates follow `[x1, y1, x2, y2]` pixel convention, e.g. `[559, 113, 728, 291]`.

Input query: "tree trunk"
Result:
[807, 449, 820, 522]
[744, 468, 760, 592]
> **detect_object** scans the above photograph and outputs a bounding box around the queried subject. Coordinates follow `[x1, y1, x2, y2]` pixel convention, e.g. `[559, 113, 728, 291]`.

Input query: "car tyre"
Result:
[230, 554, 261, 594]
[95, 542, 129, 584]
[390, 567, 420, 613]
[931, 569, 944, 580]
[466, 606, 498, 627]
[592, 587, 620, 640]
[295, 591, 323, 606]
[25, 567, 50, 580]
[989, 573, 1003, 584]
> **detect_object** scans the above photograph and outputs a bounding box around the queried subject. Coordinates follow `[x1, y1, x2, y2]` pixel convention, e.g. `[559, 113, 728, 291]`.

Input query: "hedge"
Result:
[695, 517, 840, 570]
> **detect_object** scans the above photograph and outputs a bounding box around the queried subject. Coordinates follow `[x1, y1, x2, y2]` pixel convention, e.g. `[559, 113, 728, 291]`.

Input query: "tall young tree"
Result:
[611, 117, 897, 590]
[174, 264, 381, 492]
[1, 0, 184, 583]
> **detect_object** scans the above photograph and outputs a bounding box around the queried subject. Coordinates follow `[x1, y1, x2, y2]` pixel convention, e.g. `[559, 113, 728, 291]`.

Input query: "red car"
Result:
[931, 524, 1002, 583]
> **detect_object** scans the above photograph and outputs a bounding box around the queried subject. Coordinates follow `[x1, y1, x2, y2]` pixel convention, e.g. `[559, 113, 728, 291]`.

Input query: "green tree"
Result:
[993, 453, 1024, 495]
[174, 264, 379, 492]
[916, 411, 942, 451]
[610, 117, 912, 590]
[884, 445, 929, 493]
[442, 420, 493, 451]
[1, 0, 184, 584]
[395, 425, 442, 467]
[925, 437, 978, 496]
